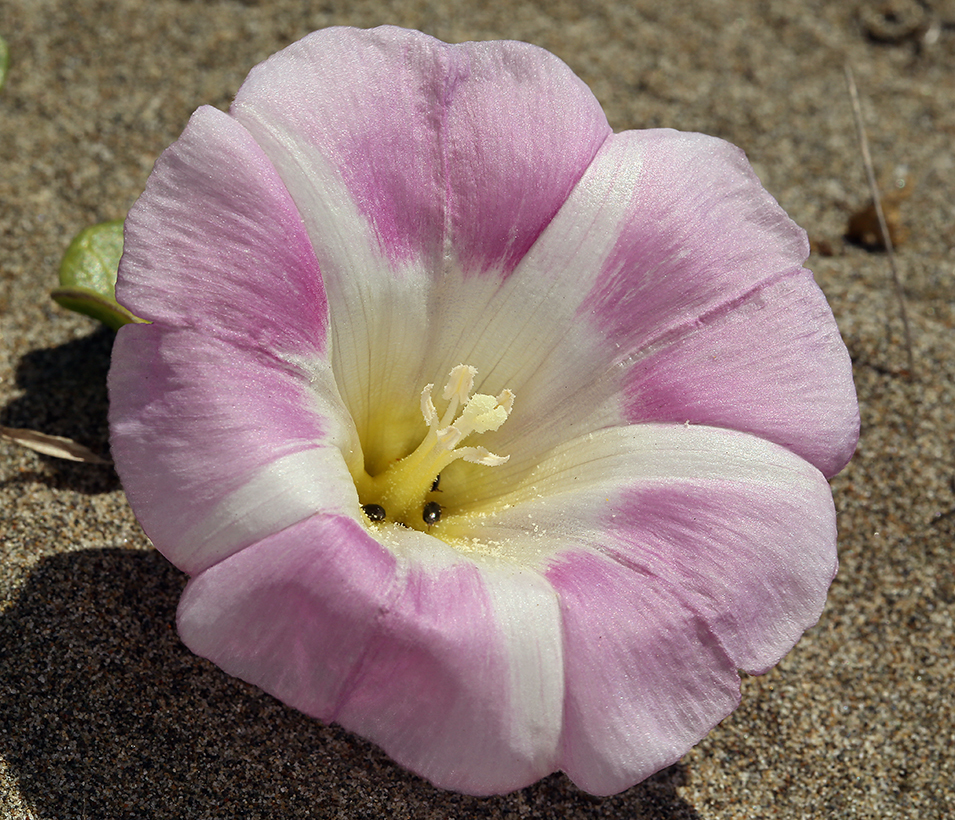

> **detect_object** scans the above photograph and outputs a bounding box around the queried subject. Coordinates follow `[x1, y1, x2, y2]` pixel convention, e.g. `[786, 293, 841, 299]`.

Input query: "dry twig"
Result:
[844, 62, 915, 378]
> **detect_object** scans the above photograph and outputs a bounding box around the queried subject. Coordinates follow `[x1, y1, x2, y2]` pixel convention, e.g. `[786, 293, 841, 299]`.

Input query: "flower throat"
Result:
[353, 365, 513, 532]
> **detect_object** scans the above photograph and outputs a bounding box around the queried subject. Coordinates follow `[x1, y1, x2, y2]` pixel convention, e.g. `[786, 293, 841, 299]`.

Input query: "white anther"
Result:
[460, 446, 510, 467]
[420, 383, 438, 427]
[443, 364, 476, 404]
[496, 389, 515, 415]
[436, 425, 464, 450]
[455, 393, 509, 436]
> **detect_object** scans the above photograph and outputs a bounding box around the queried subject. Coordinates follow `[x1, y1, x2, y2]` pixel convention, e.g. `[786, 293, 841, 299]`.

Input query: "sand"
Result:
[1, 1, 953, 817]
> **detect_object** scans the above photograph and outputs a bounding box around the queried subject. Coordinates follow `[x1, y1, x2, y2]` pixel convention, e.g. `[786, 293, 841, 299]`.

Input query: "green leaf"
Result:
[51, 220, 145, 330]
[0, 35, 9, 93]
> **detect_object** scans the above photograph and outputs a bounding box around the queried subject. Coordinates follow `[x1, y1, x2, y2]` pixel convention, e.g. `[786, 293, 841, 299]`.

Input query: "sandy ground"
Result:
[1, 1, 953, 818]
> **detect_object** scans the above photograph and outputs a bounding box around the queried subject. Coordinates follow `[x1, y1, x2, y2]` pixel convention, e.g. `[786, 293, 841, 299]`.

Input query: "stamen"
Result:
[443, 364, 476, 403]
[357, 365, 514, 529]
[420, 384, 438, 427]
[458, 446, 509, 467]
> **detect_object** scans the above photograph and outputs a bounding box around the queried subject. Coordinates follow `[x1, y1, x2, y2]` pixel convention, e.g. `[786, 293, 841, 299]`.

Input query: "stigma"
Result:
[355, 365, 513, 530]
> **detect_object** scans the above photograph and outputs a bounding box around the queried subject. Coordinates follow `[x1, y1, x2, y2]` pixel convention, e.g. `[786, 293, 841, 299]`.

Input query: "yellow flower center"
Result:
[353, 365, 513, 532]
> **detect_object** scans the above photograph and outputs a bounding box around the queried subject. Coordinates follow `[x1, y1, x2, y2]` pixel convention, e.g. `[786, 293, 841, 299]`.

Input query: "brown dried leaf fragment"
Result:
[809, 236, 839, 257]
[1, 426, 111, 464]
[846, 185, 912, 250]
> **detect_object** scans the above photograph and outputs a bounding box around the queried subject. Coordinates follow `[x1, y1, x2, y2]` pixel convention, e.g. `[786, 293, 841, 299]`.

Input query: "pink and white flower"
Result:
[108, 26, 859, 796]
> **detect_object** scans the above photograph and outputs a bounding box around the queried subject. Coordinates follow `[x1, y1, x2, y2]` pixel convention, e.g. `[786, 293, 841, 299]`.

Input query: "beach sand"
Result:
[1, 1, 953, 817]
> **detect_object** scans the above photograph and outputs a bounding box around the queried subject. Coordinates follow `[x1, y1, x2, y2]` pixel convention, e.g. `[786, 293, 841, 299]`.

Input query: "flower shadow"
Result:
[0, 548, 701, 819]
[1, 326, 117, 494]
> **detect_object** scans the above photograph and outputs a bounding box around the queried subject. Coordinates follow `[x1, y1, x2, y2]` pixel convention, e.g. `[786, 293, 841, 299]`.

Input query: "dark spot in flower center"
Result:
[362, 503, 386, 522]
[422, 501, 442, 526]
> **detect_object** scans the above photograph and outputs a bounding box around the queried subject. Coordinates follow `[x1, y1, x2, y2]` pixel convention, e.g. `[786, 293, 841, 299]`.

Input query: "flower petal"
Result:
[621, 271, 859, 477]
[177, 513, 565, 795]
[577, 130, 857, 473]
[224, 27, 610, 460]
[108, 324, 359, 574]
[548, 550, 741, 795]
[477, 128, 854, 476]
[230, 25, 610, 275]
[457, 424, 837, 671]
[578, 130, 810, 343]
[446, 424, 837, 792]
[393, 129, 855, 488]
[116, 105, 328, 359]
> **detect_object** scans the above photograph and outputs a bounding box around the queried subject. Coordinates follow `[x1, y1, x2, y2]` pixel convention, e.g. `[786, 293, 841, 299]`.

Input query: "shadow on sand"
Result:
[1, 547, 701, 820]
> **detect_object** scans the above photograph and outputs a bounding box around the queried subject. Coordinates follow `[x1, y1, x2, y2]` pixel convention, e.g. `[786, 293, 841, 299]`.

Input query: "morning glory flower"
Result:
[108, 26, 859, 796]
